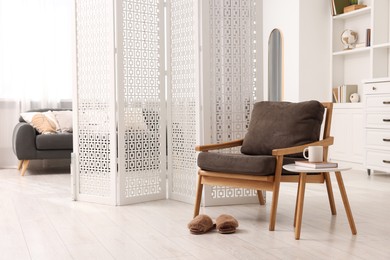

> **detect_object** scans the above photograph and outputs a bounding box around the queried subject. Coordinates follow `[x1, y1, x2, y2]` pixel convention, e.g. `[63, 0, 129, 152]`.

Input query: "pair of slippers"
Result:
[187, 214, 239, 234]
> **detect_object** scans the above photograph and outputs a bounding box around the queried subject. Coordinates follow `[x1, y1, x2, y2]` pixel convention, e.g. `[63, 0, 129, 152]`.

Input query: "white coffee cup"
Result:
[303, 146, 323, 162]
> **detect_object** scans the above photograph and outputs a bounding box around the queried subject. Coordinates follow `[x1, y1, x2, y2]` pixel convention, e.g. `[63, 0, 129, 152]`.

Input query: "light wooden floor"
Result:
[1, 167, 390, 260]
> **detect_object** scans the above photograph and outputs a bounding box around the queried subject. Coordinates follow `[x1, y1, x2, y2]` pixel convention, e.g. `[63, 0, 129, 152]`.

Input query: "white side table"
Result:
[283, 164, 357, 240]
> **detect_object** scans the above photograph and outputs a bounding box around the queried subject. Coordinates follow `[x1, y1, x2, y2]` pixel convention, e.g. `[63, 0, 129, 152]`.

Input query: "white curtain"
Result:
[0, 0, 73, 168]
[0, 0, 73, 109]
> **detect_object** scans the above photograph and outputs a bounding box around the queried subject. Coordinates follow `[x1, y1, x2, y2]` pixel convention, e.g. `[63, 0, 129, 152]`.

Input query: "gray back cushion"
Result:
[241, 101, 324, 155]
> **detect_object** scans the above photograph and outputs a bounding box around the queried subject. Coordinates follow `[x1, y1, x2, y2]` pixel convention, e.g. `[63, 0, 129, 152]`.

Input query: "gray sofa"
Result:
[12, 108, 73, 176]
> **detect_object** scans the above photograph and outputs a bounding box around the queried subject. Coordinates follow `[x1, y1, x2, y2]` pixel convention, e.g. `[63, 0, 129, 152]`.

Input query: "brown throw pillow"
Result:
[30, 114, 57, 134]
[241, 101, 325, 155]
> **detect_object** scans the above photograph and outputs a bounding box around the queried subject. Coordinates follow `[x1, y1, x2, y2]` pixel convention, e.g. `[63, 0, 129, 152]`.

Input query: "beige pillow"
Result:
[30, 113, 57, 134]
[20, 112, 38, 124]
[53, 111, 73, 133]
[21, 111, 59, 134]
[43, 111, 60, 131]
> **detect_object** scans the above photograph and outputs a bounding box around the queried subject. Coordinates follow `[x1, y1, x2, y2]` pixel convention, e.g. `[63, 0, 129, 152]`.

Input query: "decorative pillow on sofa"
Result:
[53, 110, 73, 133]
[241, 101, 325, 156]
[20, 111, 59, 134]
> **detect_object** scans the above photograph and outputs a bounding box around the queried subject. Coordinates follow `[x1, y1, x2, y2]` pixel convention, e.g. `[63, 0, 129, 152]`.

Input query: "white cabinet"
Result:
[363, 79, 390, 174]
[329, 104, 364, 166]
[331, 0, 390, 100]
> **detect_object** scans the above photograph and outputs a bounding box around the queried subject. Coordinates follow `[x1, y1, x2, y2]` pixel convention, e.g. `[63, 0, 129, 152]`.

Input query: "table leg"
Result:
[294, 178, 301, 227]
[324, 172, 337, 215]
[335, 171, 357, 235]
[295, 172, 307, 240]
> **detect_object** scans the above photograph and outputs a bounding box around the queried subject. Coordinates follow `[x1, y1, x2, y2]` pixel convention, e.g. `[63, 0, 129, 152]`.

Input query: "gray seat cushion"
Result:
[241, 101, 324, 155]
[36, 133, 73, 150]
[197, 152, 305, 176]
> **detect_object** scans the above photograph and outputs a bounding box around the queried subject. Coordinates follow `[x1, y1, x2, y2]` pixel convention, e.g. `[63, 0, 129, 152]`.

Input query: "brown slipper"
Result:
[187, 214, 216, 234]
[216, 214, 238, 234]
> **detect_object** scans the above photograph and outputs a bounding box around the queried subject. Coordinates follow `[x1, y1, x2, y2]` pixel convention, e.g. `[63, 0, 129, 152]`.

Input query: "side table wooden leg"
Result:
[335, 171, 357, 235]
[324, 172, 337, 215]
[293, 178, 301, 227]
[295, 172, 307, 240]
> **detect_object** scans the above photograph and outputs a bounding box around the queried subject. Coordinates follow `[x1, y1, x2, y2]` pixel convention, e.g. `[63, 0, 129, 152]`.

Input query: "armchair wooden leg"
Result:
[20, 160, 30, 176]
[335, 171, 357, 235]
[324, 172, 337, 215]
[18, 160, 24, 170]
[257, 190, 265, 205]
[193, 173, 203, 218]
[295, 173, 307, 240]
[269, 182, 281, 231]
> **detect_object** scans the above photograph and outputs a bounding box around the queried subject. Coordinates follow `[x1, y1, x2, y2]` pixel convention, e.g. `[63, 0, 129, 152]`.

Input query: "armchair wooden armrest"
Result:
[272, 137, 334, 156]
[195, 139, 244, 152]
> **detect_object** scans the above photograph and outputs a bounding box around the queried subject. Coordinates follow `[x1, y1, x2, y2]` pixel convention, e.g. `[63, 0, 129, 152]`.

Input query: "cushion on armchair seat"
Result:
[198, 152, 276, 176]
[197, 152, 305, 176]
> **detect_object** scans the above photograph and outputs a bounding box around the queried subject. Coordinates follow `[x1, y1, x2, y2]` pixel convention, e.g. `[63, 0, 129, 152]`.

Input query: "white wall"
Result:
[263, 0, 331, 102]
[263, 0, 300, 101]
[0, 100, 20, 168]
[299, 0, 331, 102]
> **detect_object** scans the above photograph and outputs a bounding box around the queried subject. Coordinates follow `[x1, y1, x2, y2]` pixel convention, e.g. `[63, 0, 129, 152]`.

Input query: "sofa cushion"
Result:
[36, 133, 73, 150]
[241, 101, 324, 156]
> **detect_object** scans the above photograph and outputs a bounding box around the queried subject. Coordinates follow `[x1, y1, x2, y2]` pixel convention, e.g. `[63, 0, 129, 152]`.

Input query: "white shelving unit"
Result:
[330, 0, 390, 167]
[332, 0, 390, 98]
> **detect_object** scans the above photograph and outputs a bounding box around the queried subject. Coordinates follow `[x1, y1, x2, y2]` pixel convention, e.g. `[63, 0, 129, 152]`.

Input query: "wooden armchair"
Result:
[194, 101, 336, 234]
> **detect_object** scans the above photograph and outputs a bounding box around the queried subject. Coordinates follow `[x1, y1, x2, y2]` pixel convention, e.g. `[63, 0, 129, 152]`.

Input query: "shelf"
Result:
[363, 77, 390, 84]
[372, 43, 390, 49]
[333, 47, 370, 56]
[333, 7, 371, 20]
[333, 102, 363, 109]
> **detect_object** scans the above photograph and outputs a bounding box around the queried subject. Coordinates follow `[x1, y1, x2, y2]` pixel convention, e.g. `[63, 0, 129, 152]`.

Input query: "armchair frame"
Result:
[194, 102, 335, 232]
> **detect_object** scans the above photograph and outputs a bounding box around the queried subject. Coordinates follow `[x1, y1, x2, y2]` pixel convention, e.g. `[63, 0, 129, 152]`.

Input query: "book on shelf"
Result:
[295, 161, 338, 169]
[329, 0, 336, 16]
[344, 4, 367, 13]
[332, 87, 339, 103]
[332, 85, 357, 103]
[332, 0, 350, 15]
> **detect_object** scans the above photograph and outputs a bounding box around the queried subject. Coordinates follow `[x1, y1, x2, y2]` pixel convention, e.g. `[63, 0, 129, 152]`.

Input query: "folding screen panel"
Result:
[116, 0, 166, 204]
[74, 0, 165, 205]
[204, 0, 260, 206]
[167, 0, 261, 205]
[73, 0, 117, 205]
[167, 0, 201, 203]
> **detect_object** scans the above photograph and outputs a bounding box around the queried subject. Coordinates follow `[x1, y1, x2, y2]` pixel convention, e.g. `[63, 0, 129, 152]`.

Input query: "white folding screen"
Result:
[74, 0, 166, 205]
[167, 0, 261, 205]
[74, 0, 261, 206]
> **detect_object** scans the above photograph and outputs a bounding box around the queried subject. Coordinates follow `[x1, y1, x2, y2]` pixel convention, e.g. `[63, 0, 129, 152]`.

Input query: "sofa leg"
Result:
[21, 160, 30, 176]
[18, 160, 24, 170]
